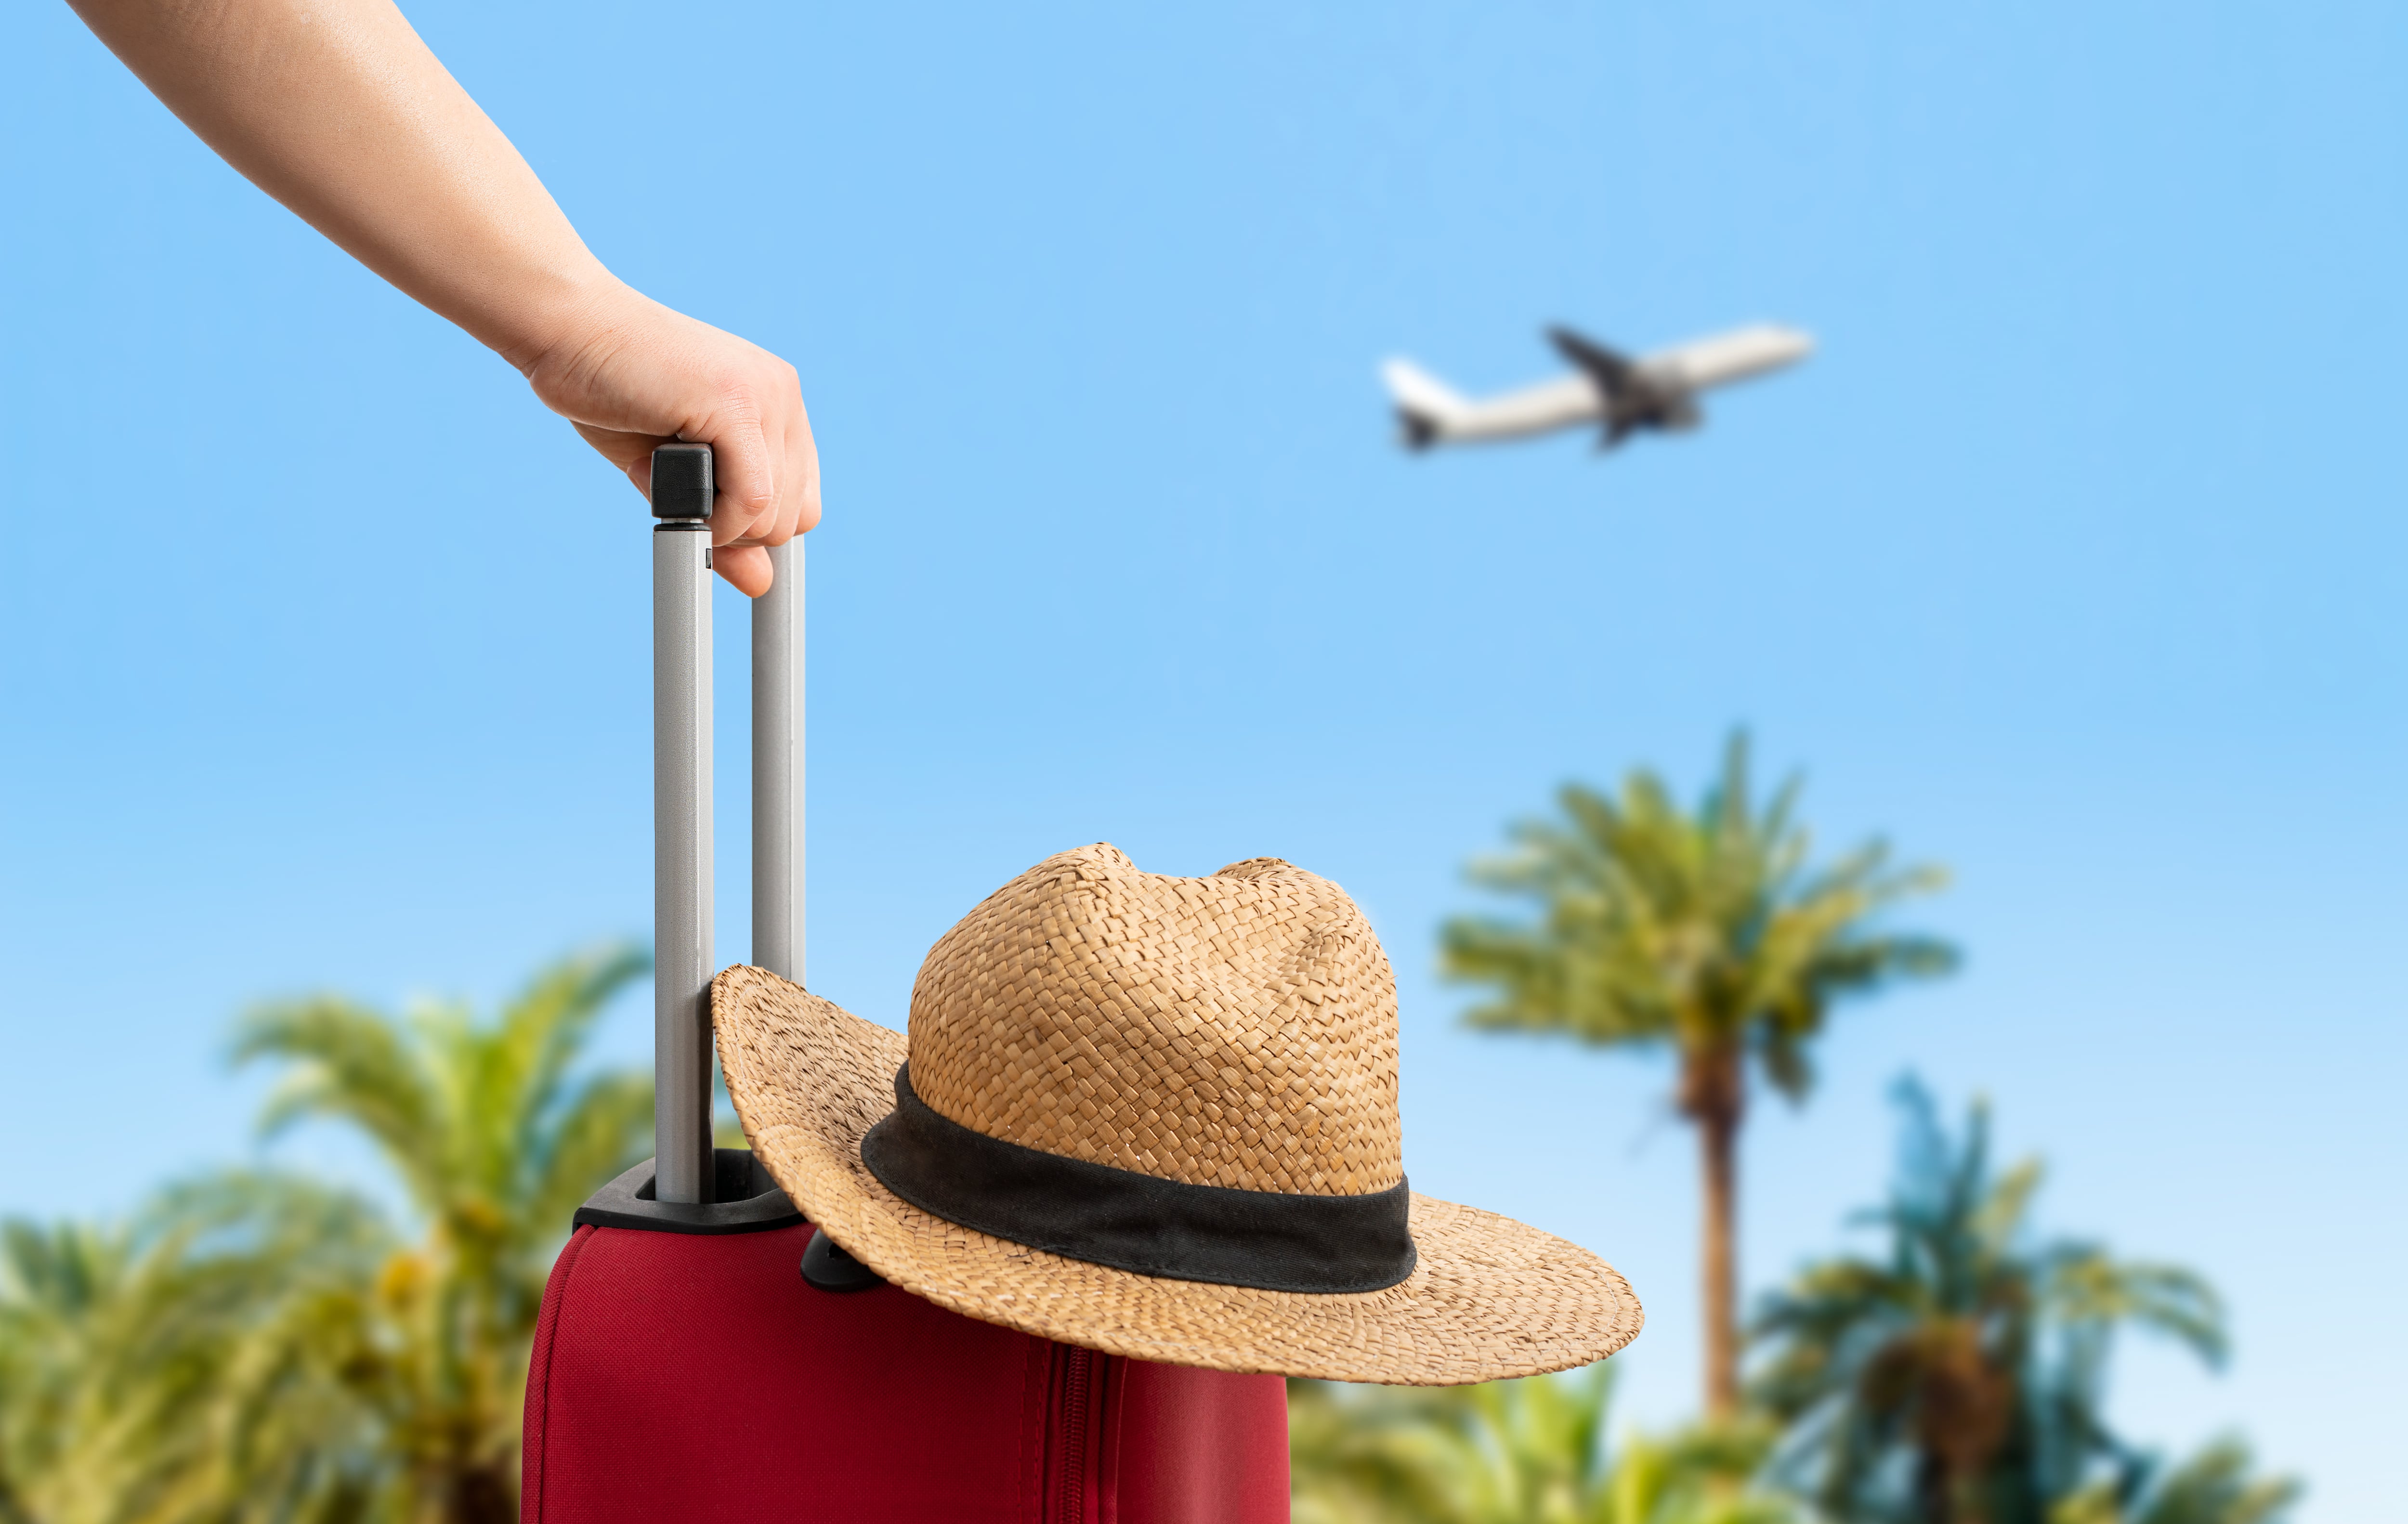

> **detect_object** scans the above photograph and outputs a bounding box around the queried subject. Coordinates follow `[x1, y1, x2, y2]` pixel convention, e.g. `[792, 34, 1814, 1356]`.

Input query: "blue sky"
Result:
[4, 0, 2403, 1514]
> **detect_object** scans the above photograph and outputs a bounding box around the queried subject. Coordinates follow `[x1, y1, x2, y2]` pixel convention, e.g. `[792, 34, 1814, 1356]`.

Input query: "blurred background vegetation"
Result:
[0, 743, 2297, 1524]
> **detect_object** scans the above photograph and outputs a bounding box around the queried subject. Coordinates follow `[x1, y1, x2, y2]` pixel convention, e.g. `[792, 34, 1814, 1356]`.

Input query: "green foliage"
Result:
[0, 926, 2306, 1524]
[1290, 1367, 1803, 1524]
[1440, 731, 1955, 1098]
[1440, 731, 1955, 1413]
[2051, 1439, 2301, 1524]
[1749, 1080, 2291, 1524]
[1, 1174, 396, 1523]
[0, 943, 651, 1524]
[0, 1219, 121, 1520]
[235, 940, 654, 1266]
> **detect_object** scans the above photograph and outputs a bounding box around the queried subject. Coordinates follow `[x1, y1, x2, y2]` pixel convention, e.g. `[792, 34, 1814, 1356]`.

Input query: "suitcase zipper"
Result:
[1058, 1346, 1093, 1524]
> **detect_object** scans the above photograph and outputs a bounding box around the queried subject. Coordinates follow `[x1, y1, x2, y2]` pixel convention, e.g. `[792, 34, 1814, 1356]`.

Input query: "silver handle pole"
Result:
[652, 444, 714, 1206]
[752, 539, 802, 984]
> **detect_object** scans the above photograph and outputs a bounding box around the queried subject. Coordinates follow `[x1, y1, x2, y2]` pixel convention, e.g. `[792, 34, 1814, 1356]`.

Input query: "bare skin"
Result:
[68, 0, 818, 595]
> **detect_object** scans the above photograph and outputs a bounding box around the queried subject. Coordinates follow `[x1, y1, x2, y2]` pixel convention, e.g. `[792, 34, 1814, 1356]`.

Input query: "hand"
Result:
[66, 0, 820, 590]
[523, 283, 821, 596]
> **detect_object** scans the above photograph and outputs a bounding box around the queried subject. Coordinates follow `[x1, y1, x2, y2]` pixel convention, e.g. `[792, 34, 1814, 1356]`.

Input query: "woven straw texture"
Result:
[908, 846, 1400, 1195]
[715, 845, 1644, 1385]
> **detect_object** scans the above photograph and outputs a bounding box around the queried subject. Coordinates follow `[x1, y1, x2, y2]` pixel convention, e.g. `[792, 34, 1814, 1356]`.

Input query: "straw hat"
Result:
[713, 844, 1643, 1385]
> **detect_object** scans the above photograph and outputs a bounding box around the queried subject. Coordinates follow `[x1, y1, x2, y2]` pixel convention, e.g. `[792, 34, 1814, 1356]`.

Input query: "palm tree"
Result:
[1289, 1366, 1800, 1524]
[0, 1219, 121, 1523]
[0, 945, 652, 1524]
[0, 1174, 395, 1524]
[1440, 732, 1955, 1418]
[1748, 1079, 2282, 1524]
[227, 941, 652, 1523]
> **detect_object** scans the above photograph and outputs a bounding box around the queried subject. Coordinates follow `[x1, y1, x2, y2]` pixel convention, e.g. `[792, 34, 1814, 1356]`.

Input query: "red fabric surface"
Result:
[1111, 1360, 1291, 1524]
[522, 1224, 1289, 1523]
[519, 1224, 594, 1522]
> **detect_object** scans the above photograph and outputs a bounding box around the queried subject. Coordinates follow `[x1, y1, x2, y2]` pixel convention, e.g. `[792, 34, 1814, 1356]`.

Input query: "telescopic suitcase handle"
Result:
[650, 442, 801, 1206]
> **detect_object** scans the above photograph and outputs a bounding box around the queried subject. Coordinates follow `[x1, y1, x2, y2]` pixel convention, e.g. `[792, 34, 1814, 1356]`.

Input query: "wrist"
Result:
[493, 263, 634, 379]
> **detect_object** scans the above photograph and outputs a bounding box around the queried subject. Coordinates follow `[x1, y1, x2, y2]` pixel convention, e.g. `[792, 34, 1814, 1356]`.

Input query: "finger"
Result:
[716, 409, 811, 548]
[766, 369, 819, 543]
[715, 543, 772, 597]
[753, 417, 798, 546]
[703, 409, 777, 551]
[781, 414, 824, 540]
[750, 434, 803, 547]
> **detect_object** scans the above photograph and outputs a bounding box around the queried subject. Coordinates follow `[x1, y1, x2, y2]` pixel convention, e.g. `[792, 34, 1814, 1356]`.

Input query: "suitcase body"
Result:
[522, 447, 1289, 1520]
[522, 1220, 1289, 1523]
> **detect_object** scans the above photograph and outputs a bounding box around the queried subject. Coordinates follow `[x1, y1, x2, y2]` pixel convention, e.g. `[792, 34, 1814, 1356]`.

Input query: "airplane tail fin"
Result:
[1381, 358, 1468, 450]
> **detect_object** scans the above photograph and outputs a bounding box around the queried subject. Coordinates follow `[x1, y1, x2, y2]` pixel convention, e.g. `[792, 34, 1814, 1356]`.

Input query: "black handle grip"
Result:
[650, 443, 714, 521]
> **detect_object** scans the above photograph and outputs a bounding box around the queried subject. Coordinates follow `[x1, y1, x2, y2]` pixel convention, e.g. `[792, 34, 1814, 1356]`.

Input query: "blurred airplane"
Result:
[1382, 323, 1813, 450]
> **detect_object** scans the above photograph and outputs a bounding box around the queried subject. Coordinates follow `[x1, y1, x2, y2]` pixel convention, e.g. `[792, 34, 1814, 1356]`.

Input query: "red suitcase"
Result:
[519, 445, 1288, 1522]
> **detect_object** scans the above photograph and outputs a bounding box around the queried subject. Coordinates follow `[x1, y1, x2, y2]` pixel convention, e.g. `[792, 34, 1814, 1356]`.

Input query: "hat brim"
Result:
[714, 965, 1644, 1386]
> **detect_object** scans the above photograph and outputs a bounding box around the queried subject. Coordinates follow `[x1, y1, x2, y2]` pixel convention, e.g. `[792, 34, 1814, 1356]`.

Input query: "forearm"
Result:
[71, 0, 820, 593]
[70, 0, 610, 370]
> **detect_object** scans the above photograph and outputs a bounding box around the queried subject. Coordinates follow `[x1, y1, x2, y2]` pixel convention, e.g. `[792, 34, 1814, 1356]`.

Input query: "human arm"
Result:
[68, 0, 817, 593]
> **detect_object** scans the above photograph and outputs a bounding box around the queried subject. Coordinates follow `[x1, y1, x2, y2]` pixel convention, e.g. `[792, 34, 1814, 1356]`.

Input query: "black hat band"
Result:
[860, 1065, 1417, 1295]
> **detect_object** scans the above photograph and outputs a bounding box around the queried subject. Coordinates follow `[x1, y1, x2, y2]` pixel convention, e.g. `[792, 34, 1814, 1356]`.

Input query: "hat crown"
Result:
[906, 844, 1403, 1196]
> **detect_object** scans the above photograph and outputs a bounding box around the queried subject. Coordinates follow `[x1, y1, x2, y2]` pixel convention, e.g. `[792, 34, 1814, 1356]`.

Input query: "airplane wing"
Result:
[1546, 327, 1636, 391]
[1639, 325, 1814, 390]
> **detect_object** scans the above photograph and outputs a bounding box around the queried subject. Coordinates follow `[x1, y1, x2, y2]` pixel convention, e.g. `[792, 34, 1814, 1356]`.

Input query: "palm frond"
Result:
[9, 945, 659, 1524]
[1441, 733, 1954, 1101]
[2046, 1254, 2226, 1370]
[496, 941, 649, 1167]
[234, 995, 445, 1210]
[523, 1071, 654, 1244]
[1750, 1081, 2235, 1524]
[1292, 1364, 1807, 1524]
[2054, 1436, 2300, 1524]
[2, 1172, 398, 1524]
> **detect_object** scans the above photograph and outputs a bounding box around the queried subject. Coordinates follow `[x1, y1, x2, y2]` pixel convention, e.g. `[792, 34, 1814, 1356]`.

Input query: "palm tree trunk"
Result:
[1918, 1452, 1955, 1524]
[1682, 1046, 1744, 1421]
[449, 1463, 515, 1524]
